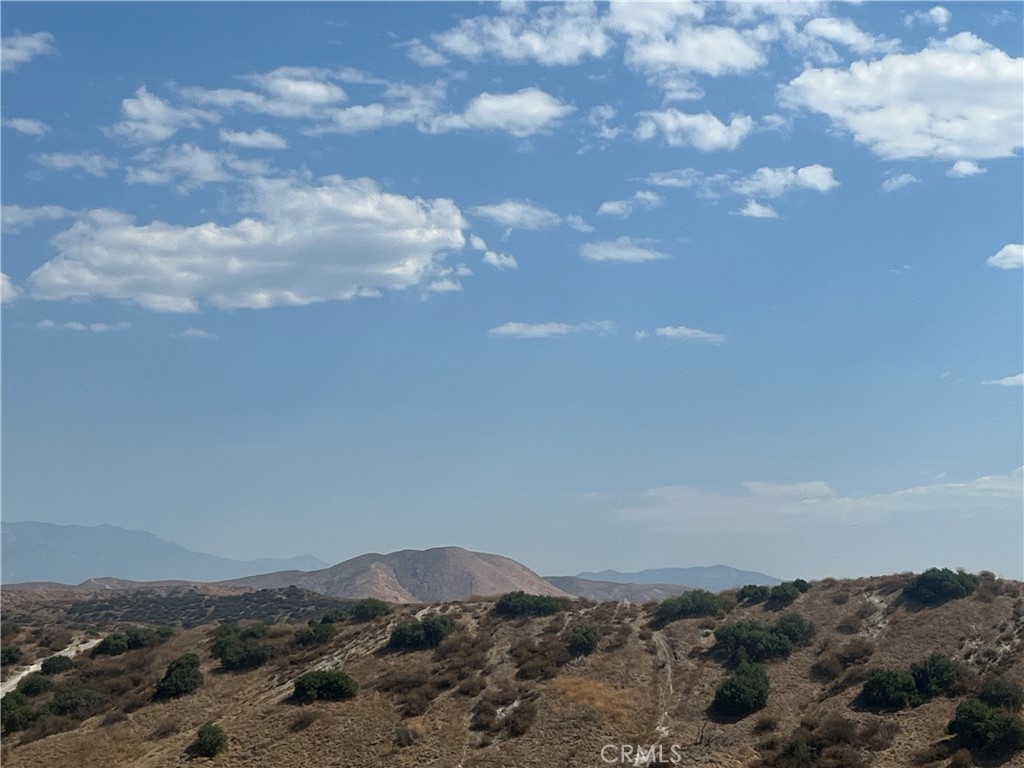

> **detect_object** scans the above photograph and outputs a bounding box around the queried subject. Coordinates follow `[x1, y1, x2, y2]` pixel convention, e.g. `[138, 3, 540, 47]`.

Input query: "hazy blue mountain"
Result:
[1, 521, 328, 585]
[576, 565, 781, 591]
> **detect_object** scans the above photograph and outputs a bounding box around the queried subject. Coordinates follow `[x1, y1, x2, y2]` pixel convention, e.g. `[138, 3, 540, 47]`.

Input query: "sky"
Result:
[1, 1, 1021, 581]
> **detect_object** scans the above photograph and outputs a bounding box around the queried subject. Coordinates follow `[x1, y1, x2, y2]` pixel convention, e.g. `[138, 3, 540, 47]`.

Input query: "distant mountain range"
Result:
[1, 521, 780, 602]
[0, 521, 329, 585]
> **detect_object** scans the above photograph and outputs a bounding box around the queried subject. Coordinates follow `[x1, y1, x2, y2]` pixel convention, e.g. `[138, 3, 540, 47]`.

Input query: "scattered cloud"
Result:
[483, 250, 517, 270]
[431, 87, 573, 137]
[781, 34, 1024, 160]
[735, 200, 778, 219]
[110, 86, 219, 143]
[597, 190, 662, 218]
[587, 103, 620, 140]
[1, 273, 23, 304]
[985, 373, 1024, 387]
[125, 144, 267, 190]
[218, 128, 288, 149]
[802, 17, 899, 59]
[470, 200, 561, 230]
[644, 168, 707, 189]
[35, 152, 118, 177]
[881, 173, 921, 193]
[580, 237, 668, 263]
[401, 39, 449, 68]
[905, 6, 952, 32]
[1, 31, 55, 72]
[487, 320, 614, 339]
[986, 244, 1023, 270]
[564, 215, 594, 233]
[37, 319, 131, 333]
[2, 117, 50, 136]
[732, 164, 838, 197]
[28, 176, 468, 312]
[177, 327, 215, 339]
[653, 325, 725, 344]
[947, 160, 986, 178]
[635, 110, 754, 151]
[1, 204, 75, 234]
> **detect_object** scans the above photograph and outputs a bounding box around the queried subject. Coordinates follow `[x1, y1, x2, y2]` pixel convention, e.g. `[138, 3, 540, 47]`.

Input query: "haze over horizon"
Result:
[2, 3, 1021, 581]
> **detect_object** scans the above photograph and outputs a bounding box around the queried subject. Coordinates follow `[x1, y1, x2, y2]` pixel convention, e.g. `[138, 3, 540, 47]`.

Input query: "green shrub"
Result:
[773, 613, 816, 646]
[295, 621, 337, 647]
[949, 698, 1024, 756]
[861, 668, 920, 710]
[93, 632, 129, 656]
[40, 655, 74, 675]
[190, 721, 227, 758]
[766, 583, 800, 610]
[154, 653, 203, 700]
[652, 590, 722, 626]
[351, 598, 392, 622]
[211, 623, 274, 671]
[980, 676, 1024, 711]
[493, 592, 563, 619]
[17, 673, 53, 698]
[712, 661, 769, 718]
[905, 568, 979, 606]
[1, 690, 37, 732]
[565, 625, 601, 656]
[93, 626, 165, 657]
[714, 621, 793, 662]
[44, 681, 105, 718]
[911, 653, 959, 699]
[387, 615, 456, 651]
[737, 585, 771, 604]
[1, 646, 24, 666]
[292, 669, 359, 703]
[791, 579, 810, 593]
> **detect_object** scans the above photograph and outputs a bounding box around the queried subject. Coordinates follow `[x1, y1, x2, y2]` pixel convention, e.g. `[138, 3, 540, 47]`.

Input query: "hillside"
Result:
[1, 572, 1022, 767]
[545, 576, 690, 603]
[218, 546, 571, 602]
[578, 565, 782, 591]
[0, 522, 328, 585]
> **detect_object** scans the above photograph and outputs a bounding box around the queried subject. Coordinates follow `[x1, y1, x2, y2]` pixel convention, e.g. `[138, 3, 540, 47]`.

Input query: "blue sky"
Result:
[2, 2, 1021, 580]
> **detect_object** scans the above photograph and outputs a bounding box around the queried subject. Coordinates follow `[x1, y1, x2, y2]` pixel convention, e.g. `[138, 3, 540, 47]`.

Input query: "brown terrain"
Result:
[2, 571, 1022, 768]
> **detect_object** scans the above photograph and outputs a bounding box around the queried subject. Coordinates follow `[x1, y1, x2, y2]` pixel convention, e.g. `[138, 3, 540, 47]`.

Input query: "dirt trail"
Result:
[0, 637, 101, 697]
[651, 630, 674, 739]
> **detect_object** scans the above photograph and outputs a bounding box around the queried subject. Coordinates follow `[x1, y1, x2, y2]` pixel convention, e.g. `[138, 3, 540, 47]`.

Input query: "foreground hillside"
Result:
[1, 572, 1022, 767]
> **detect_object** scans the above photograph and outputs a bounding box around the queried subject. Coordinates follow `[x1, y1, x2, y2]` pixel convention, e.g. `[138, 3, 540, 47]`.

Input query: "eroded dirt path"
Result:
[0, 637, 102, 697]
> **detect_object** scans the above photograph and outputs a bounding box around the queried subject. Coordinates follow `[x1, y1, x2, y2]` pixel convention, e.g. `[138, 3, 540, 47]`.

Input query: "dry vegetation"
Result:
[1, 573, 1022, 767]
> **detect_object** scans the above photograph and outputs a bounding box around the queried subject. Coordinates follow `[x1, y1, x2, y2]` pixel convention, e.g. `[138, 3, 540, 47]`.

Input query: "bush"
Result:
[980, 676, 1024, 711]
[17, 674, 53, 697]
[493, 592, 563, 619]
[738, 585, 771, 604]
[292, 670, 358, 703]
[211, 623, 274, 670]
[773, 613, 816, 646]
[714, 621, 792, 662]
[861, 668, 920, 710]
[712, 661, 769, 718]
[40, 655, 74, 675]
[905, 568, 979, 606]
[154, 653, 203, 700]
[295, 621, 337, 647]
[351, 598, 392, 622]
[1, 646, 24, 666]
[44, 681, 105, 718]
[1, 690, 37, 732]
[565, 625, 601, 656]
[766, 583, 800, 610]
[791, 578, 810, 593]
[387, 615, 456, 651]
[190, 722, 227, 758]
[949, 698, 1024, 756]
[911, 653, 959, 699]
[652, 590, 722, 626]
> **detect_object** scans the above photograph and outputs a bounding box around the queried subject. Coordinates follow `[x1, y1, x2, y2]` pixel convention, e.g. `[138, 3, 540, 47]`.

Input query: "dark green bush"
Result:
[17, 673, 53, 698]
[905, 568, 979, 606]
[911, 653, 959, 699]
[738, 585, 771, 604]
[980, 676, 1024, 711]
[1, 690, 37, 732]
[1, 646, 24, 666]
[154, 653, 203, 700]
[351, 598, 392, 622]
[211, 623, 274, 671]
[40, 655, 74, 675]
[190, 721, 227, 758]
[292, 669, 359, 703]
[773, 613, 816, 646]
[493, 592, 563, 619]
[94, 632, 129, 656]
[295, 621, 337, 647]
[565, 625, 601, 656]
[44, 681, 105, 718]
[766, 583, 800, 609]
[712, 661, 769, 718]
[949, 698, 1024, 756]
[791, 579, 810, 593]
[652, 590, 722, 626]
[714, 621, 793, 662]
[861, 668, 920, 710]
[387, 615, 456, 650]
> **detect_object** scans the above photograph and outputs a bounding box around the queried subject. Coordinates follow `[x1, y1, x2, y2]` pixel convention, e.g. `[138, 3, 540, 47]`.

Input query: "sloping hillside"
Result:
[545, 575, 690, 603]
[2, 572, 1021, 767]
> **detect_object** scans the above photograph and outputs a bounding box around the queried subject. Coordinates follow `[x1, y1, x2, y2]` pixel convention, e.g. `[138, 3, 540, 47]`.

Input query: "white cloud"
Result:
[635, 110, 754, 151]
[218, 128, 288, 149]
[802, 17, 899, 57]
[468, 235, 488, 251]
[644, 168, 706, 189]
[487, 320, 614, 339]
[402, 39, 449, 68]
[36, 152, 118, 177]
[2, 117, 50, 136]
[1, 31, 55, 72]
[37, 319, 131, 333]
[110, 86, 218, 143]
[653, 325, 725, 344]
[470, 200, 561, 230]
[431, 88, 573, 137]
[985, 373, 1024, 387]
[28, 175, 468, 312]
[781, 34, 1024, 160]
[947, 160, 986, 178]
[905, 6, 952, 32]
[986, 244, 1024, 270]
[178, 327, 214, 339]
[1, 204, 75, 234]
[580, 237, 668, 263]
[433, 3, 612, 65]
[564, 215, 594, 233]
[742, 480, 835, 498]
[735, 200, 778, 218]
[125, 144, 264, 190]
[587, 103, 621, 140]
[483, 250, 518, 270]
[881, 173, 921, 193]
[732, 164, 839, 197]
[1, 273, 22, 304]
[597, 190, 663, 218]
